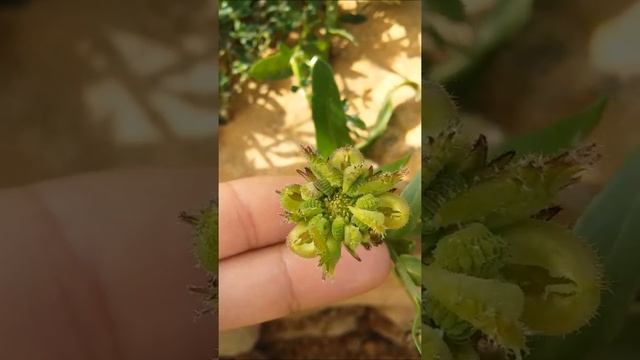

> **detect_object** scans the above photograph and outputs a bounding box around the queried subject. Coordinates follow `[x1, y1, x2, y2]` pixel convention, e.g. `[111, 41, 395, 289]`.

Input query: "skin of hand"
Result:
[0, 169, 216, 360]
[219, 176, 393, 330]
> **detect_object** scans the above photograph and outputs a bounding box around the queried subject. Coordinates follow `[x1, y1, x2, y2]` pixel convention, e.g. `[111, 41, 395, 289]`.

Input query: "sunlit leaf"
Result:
[311, 58, 353, 156]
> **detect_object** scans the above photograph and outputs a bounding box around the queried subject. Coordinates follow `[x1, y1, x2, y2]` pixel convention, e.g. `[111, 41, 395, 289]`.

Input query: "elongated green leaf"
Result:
[311, 58, 353, 156]
[328, 27, 356, 44]
[498, 98, 607, 156]
[388, 171, 422, 241]
[359, 80, 419, 153]
[248, 44, 294, 81]
[529, 150, 640, 360]
[378, 152, 411, 173]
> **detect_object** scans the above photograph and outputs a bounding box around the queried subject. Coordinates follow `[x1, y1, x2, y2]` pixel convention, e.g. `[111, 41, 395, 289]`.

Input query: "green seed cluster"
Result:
[280, 146, 410, 277]
[423, 125, 602, 359]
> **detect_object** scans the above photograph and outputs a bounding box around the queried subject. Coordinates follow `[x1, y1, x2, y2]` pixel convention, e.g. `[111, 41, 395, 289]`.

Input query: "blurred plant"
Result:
[422, 84, 609, 359]
[219, 0, 367, 122]
[181, 200, 218, 314]
[424, 0, 533, 82]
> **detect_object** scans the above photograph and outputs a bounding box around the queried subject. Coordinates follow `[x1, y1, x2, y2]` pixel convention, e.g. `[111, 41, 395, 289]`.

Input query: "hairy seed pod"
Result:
[423, 265, 526, 357]
[342, 163, 368, 192]
[497, 219, 602, 335]
[377, 193, 410, 229]
[314, 178, 335, 196]
[355, 193, 379, 210]
[287, 223, 317, 258]
[426, 295, 476, 342]
[344, 224, 363, 252]
[280, 184, 303, 212]
[301, 182, 322, 200]
[331, 216, 346, 242]
[348, 171, 403, 196]
[329, 145, 365, 170]
[309, 156, 343, 187]
[423, 172, 467, 232]
[298, 199, 324, 220]
[320, 235, 342, 276]
[349, 207, 386, 234]
[194, 201, 218, 274]
[308, 214, 330, 252]
[433, 150, 592, 229]
[433, 223, 506, 278]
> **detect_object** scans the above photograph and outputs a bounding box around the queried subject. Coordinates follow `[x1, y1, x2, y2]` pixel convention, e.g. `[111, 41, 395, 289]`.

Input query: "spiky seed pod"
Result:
[281, 146, 410, 277]
[497, 220, 602, 335]
[193, 202, 218, 274]
[422, 120, 602, 359]
[423, 265, 526, 358]
[433, 223, 506, 278]
[425, 295, 477, 342]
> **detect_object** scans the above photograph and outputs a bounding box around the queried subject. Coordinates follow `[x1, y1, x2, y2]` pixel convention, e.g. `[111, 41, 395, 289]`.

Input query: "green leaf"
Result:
[359, 80, 419, 153]
[311, 58, 353, 156]
[328, 27, 356, 44]
[388, 171, 422, 241]
[529, 150, 640, 360]
[399, 254, 421, 285]
[378, 152, 412, 173]
[497, 97, 607, 156]
[427, 0, 466, 22]
[248, 44, 294, 81]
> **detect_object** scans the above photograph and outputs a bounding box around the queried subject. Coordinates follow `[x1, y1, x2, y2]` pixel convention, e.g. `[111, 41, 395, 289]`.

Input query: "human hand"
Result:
[0, 169, 216, 359]
[219, 176, 392, 330]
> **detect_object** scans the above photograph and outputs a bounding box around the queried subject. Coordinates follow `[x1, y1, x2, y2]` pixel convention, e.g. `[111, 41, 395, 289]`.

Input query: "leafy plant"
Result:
[218, 0, 365, 122]
[422, 86, 607, 359]
[279, 58, 423, 353]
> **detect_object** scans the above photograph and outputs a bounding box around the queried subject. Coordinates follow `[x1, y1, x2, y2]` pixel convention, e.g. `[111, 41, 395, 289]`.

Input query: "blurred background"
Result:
[0, 0, 218, 358]
[0, 0, 217, 188]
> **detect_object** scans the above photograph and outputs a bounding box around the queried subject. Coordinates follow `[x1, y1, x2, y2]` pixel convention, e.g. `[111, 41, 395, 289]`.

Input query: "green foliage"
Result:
[311, 59, 353, 157]
[358, 80, 420, 153]
[497, 97, 608, 156]
[219, 0, 363, 121]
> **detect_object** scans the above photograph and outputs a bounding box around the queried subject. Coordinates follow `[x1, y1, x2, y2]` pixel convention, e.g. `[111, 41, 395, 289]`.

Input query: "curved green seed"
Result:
[497, 219, 602, 335]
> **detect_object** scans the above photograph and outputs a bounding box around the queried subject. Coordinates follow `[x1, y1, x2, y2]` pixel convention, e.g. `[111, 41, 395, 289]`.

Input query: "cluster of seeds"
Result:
[280, 145, 411, 277]
[423, 125, 603, 360]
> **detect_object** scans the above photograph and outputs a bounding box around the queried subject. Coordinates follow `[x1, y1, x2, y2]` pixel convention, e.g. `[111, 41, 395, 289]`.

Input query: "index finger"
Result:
[219, 176, 299, 259]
